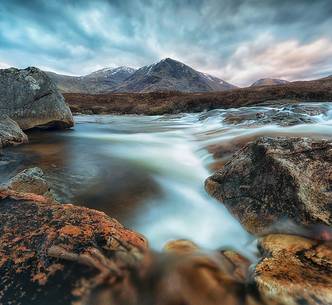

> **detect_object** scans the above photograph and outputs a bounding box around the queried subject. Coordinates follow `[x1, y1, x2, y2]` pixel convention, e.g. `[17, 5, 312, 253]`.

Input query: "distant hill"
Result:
[251, 78, 289, 87]
[115, 58, 237, 93]
[46, 66, 136, 93]
[64, 76, 332, 115]
[46, 58, 236, 93]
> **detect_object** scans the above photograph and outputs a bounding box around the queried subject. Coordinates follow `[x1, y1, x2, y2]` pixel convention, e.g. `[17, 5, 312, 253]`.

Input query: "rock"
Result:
[135, 240, 257, 305]
[163, 239, 200, 254]
[163, 239, 250, 282]
[253, 234, 332, 305]
[205, 137, 332, 234]
[222, 105, 328, 127]
[0, 189, 147, 305]
[0, 67, 74, 130]
[6, 167, 55, 199]
[0, 115, 28, 148]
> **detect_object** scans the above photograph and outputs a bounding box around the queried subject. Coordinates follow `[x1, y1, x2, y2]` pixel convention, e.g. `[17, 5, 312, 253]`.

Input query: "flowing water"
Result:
[2, 102, 332, 257]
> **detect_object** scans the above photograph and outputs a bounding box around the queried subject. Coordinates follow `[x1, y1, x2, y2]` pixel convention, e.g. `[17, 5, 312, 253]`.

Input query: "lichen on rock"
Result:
[0, 190, 147, 305]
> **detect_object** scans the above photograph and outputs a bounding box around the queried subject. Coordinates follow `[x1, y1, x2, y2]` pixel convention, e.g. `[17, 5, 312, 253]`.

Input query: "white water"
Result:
[5, 102, 332, 258]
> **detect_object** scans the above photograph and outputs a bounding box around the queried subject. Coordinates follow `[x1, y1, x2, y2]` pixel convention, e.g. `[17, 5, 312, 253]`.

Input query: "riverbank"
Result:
[65, 76, 332, 115]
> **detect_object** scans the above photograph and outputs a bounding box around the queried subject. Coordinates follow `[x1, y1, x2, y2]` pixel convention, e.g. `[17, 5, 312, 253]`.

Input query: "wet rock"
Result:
[0, 115, 28, 148]
[6, 167, 55, 199]
[163, 239, 200, 254]
[222, 104, 329, 127]
[260, 111, 314, 126]
[0, 67, 74, 130]
[223, 109, 315, 127]
[0, 189, 147, 305]
[205, 137, 332, 234]
[121, 240, 258, 305]
[253, 234, 332, 305]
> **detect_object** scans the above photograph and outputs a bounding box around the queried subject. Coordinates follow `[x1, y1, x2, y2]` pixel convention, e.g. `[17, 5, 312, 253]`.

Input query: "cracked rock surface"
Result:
[205, 137, 332, 234]
[0, 67, 74, 130]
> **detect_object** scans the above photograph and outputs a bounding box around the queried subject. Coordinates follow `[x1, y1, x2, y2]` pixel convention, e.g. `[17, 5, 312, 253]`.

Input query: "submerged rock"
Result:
[253, 234, 332, 305]
[0, 115, 28, 148]
[0, 190, 147, 305]
[0, 67, 74, 130]
[205, 137, 332, 234]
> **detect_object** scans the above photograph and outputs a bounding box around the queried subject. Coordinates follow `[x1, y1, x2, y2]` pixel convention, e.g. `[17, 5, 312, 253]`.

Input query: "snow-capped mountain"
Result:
[85, 66, 136, 81]
[115, 58, 237, 93]
[46, 66, 136, 93]
[46, 59, 236, 93]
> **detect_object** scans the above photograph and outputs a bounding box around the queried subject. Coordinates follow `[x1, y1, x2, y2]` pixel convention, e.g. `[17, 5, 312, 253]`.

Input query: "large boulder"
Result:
[0, 115, 28, 148]
[0, 189, 147, 305]
[253, 234, 332, 305]
[205, 137, 332, 234]
[0, 67, 74, 130]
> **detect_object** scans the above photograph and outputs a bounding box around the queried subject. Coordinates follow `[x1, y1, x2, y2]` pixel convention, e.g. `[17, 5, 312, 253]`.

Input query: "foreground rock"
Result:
[0, 115, 28, 148]
[0, 67, 74, 130]
[254, 234, 332, 305]
[0, 190, 147, 305]
[205, 137, 332, 234]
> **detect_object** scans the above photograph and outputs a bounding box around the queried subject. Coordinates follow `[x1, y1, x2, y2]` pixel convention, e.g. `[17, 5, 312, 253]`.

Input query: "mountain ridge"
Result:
[46, 58, 236, 93]
[45, 66, 136, 94]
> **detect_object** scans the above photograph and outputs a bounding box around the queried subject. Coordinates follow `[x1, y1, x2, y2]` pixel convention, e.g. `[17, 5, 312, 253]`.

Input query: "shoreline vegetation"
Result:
[0, 66, 331, 304]
[65, 76, 332, 115]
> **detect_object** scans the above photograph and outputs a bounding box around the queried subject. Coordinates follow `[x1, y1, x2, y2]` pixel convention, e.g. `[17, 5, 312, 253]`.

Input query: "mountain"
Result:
[115, 58, 237, 93]
[85, 66, 136, 82]
[46, 66, 136, 93]
[251, 78, 290, 87]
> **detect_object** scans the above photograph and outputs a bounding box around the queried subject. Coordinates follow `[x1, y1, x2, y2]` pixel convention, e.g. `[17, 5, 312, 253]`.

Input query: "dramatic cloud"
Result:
[0, 0, 331, 85]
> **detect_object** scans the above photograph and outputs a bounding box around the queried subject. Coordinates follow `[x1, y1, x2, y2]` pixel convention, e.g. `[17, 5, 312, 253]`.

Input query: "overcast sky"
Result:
[0, 0, 332, 86]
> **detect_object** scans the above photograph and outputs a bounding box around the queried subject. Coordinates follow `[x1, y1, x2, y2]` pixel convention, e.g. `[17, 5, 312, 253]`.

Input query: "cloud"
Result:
[0, 62, 10, 69]
[0, 0, 331, 85]
[210, 36, 332, 86]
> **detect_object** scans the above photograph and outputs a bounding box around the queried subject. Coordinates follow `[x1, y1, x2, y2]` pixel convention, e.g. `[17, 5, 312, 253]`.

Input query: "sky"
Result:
[0, 0, 332, 86]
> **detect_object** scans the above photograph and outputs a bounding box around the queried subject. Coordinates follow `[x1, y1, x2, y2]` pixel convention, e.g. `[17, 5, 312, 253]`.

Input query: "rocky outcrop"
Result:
[0, 115, 28, 148]
[253, 234, 332, 305]
[0, 67, 74, 130]
[205, 137, 332, 234]
[0, 189, 147, 305]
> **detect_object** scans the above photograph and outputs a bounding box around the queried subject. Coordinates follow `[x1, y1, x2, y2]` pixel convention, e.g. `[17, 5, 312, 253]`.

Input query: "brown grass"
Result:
[64, 78, 332, 115]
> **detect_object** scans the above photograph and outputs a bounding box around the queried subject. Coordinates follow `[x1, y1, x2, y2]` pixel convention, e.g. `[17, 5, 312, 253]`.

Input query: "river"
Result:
[1, 102, 332, 257]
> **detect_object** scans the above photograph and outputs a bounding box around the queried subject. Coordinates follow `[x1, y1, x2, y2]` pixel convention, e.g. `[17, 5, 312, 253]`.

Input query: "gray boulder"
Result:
[0, 67, 74, 130]
[205, 137, 332, 234]
[6, 167, 55, 199]
[0, 115, 28, 148]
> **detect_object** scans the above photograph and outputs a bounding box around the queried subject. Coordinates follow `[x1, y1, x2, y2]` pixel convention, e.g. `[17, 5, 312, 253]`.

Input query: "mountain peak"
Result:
[251, 78, 289, 87]
[115, 59, 237, 93]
